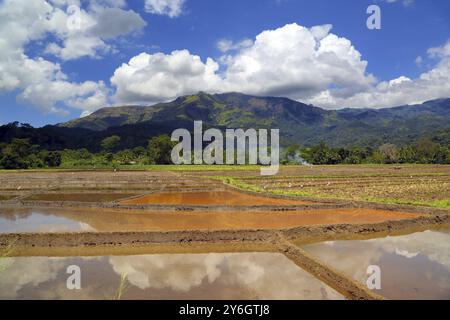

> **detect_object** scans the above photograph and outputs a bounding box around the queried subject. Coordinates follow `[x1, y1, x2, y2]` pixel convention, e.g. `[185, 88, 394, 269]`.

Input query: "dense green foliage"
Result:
[281, 138, 450, 165]
[58, 135, 174, 168]
[1, 134, 449, 169]
[0, 139, 61, 169]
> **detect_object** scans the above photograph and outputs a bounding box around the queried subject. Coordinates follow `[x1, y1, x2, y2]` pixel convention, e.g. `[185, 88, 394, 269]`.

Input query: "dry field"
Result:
[206, 165, 450, 208]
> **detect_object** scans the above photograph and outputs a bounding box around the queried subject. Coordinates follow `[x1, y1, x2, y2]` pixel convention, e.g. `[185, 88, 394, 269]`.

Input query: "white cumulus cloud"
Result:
[43, 1, 146, 61]
[144, 0, 185, 18]
[0, 0, 145, 115]
[111, 22, 450, 109]
[111, 23, 376, 106]
[220, 23, 375, 100]
[309, 53, 450, 108]
[111, 50, 221, 104]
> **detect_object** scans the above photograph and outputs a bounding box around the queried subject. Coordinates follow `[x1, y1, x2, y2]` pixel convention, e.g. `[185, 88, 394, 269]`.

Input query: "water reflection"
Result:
[303, 230, 450, 300]
[0, 253, 343, 300]
[0, 209, 95, 233]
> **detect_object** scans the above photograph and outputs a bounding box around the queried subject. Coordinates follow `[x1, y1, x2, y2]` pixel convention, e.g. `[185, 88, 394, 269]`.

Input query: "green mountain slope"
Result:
[58, 92, 450, 147]
[2, 93, 449, 151]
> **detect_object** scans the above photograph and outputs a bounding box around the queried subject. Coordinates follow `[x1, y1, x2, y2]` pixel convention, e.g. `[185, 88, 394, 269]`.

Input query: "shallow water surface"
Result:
[0, 209, 93, 233]
[120, 190, 313, 206]
[0, 207, 419, 233]
[0, 252, 343, 300]
[303, 229, 450, 300]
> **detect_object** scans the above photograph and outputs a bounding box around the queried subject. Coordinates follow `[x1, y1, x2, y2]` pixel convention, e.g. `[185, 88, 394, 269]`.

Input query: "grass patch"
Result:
[362, 197, 450, 209]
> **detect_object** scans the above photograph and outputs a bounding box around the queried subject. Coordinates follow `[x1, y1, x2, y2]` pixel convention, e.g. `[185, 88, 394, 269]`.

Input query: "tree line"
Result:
[283, 138, 450, 165]
[0, 135, 449, 169]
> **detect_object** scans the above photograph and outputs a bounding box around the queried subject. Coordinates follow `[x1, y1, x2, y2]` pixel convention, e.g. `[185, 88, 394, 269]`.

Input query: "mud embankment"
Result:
[1, 214, 448, 249]
[277, 238, 384, 300]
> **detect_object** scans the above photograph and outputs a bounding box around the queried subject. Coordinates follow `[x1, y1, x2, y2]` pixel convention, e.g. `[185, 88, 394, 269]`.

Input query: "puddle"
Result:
[0, 252, 343, 300]
[0, 208, 419, 233]
[120, 190, 313, 206]
[303, 229, 450, 300]
[25, 193, 138, 203]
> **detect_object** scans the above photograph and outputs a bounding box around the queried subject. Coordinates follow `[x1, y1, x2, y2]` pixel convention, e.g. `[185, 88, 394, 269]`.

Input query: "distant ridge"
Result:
[1, 92, 449, 151]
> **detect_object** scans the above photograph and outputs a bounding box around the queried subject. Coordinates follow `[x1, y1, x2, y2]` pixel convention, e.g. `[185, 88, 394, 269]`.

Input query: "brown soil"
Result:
[120, 190, 314, 206]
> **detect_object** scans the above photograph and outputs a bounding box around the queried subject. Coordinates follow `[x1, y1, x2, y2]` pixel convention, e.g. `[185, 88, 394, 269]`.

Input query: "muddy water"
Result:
[0, 208, 419, 233]
[303, 229, 450, 300]
[120, 190, 313, 206]
[25, 193, 138, 202]
[0, 252, 344, 300]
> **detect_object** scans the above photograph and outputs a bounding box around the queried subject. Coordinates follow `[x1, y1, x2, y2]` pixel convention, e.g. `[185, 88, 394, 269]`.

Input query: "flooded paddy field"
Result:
[0, 252, 343, 300]
[0, 167, 449, 300]
[302, 229, 450, 300]
[120, 190, 314, 206]
[0, 207, 420, 233]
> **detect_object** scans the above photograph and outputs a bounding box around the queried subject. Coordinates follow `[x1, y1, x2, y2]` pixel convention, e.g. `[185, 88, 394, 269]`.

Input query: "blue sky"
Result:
[0, 0, 449, 127]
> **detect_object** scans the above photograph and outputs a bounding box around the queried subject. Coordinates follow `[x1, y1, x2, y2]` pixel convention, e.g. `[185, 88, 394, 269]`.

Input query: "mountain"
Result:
[60, 92, 328, 132]
[1, 93, 450, 151]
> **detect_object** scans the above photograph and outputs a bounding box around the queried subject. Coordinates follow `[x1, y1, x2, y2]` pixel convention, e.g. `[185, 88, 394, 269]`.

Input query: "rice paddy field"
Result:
[0, 164, 449, 300]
